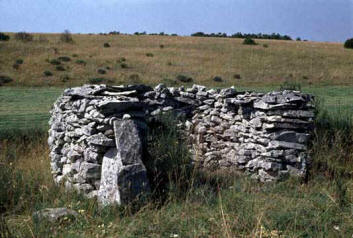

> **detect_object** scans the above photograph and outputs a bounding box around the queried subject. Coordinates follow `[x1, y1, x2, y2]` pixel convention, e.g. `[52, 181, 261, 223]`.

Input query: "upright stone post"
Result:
[97, 119, 150, 206]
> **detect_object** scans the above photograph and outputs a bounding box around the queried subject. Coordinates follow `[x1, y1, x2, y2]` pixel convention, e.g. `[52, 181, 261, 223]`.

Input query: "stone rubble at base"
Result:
[48, 84, 314, 205]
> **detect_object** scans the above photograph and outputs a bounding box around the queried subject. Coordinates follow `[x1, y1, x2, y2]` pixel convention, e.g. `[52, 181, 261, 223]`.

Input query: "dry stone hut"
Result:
[48, 84, 315, 205]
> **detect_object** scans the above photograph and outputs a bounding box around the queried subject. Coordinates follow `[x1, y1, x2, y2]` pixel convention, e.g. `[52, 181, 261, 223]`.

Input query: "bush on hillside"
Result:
[118, 57, 126, 62]
[60, 30, 73, 43]
[120, 63, 128, 68]
[15, 32, 33, 42]
[176, 74, 193, 83]
[97, 68, 106, 74]
[15, 59, 24, 65]
[60, 75, 70, 82]
[344, 38, 353, 49]
[57, 56, 71, 62]
[0, 32, 10, 41]
[212, 76, 223, 82]
[0, 75, 13, 86]
[49, 59, 61, 65]
[146, 53, 154, 57]
[12, 64, 20, 70]
[55, 65, 65, 71]
[103, 43, 111, 48]
[43, 71, 53, 77]
[279, 80, 302, 91]
[243, 37, 257, 45]
[75, 59, 86, 66]
[233, 74, 241, 79]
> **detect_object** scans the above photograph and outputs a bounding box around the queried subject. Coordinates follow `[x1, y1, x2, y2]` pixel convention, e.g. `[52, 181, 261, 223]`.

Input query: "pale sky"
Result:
[0, 0, 352, 42]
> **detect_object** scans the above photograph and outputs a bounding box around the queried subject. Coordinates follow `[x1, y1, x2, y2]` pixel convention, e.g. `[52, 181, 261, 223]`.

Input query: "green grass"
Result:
[0, 87, 62, 135]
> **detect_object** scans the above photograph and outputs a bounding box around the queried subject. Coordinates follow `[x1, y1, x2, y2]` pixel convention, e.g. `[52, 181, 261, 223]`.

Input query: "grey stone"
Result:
[98, 147, 150, 206]
[87, 133, 115, 147]
[79, 162, 101, 180]
[32, 208, 79, 223]
[113, 120, 144, 165]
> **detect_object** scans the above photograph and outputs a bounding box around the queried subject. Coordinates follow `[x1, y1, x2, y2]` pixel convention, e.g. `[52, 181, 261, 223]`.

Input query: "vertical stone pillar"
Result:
[98, 120, 150, 206]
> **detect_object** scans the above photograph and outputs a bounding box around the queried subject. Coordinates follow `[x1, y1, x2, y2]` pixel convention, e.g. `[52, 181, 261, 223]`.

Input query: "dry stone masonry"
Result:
[48, 84, 315, 204]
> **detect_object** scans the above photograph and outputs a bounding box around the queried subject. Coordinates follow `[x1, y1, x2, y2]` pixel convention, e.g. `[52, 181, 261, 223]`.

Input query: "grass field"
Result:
[1, 33, 353, 237]
[1, 33, 353, 87]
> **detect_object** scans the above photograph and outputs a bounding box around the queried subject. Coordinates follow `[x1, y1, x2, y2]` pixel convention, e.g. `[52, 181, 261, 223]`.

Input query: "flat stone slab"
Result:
[32, 208, 79, 223]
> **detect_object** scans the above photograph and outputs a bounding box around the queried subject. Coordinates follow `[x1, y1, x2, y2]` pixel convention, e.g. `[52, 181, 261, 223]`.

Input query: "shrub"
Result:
[75, 59, 86, 66]
[60, 30, 73, 43]
[15, 59, 24, 65]
[60, 75, 70, 82]
[12, 64, 20, 70]
[159, 44, 164, 49]
[242, 37, 257, 45]
[55, 65, 65, 71]
[263, 44, 269, 48]
[57, 56, 71, 62]
[88, 78, 105, 84]
[43, 71, 53, 77]
[118, 57, 126, 62]
[0, 75, 13, 86]
[120, 63, 128, 68]
[176, 74, 193, 83]
[15, 32, 33, 42]
[344, 38, 353, 49]
[212, 76, 223, 82]
[72, 54, 78, 57]
[0, 32, 10, 41]
[146, 53, 154, 57]
[279, 80, 302, 91]
[296, 37, 301, 41]
[97, 68, 106, 74]
[233, 74, 241, 79]
[49, 59, 61, 65]
[103, 43, 111, 48]
[167, 61, 172, 66]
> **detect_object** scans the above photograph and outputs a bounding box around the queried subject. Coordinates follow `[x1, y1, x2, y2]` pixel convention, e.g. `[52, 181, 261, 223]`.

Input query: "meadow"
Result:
[1, 33, 353, 87]
[1, 33, 353, 237]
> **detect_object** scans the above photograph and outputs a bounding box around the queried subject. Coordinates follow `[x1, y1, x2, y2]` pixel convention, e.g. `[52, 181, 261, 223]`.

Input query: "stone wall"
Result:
[48, 84, 315, 201]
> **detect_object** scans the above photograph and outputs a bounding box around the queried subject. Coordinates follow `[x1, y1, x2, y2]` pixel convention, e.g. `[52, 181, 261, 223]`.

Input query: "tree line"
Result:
[191, 32, 292, 40]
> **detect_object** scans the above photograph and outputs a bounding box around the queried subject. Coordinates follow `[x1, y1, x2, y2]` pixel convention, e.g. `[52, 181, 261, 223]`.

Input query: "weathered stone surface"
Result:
[98, 147, 150, 205]
[113, 120, 144, 165]
[32, 208, 79, 223]
[87, 133, 115, 147]
[49, 84, 314, 198]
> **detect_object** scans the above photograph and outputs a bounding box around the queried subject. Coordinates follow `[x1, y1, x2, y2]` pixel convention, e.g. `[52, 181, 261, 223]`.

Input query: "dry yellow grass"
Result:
[1, 33, 353, 87]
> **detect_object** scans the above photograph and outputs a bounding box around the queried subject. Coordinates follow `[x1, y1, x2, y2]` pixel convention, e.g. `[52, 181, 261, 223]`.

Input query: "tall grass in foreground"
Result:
[1, 108, 353, 237]
[310, 98, 353, 179]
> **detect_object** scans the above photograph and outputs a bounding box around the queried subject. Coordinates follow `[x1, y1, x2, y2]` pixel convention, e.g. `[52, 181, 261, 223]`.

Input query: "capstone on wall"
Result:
[48, 84, 315, 202]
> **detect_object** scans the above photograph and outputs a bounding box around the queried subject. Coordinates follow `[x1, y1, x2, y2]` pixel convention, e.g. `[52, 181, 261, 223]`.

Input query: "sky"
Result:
[0, 0, 352, 42]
